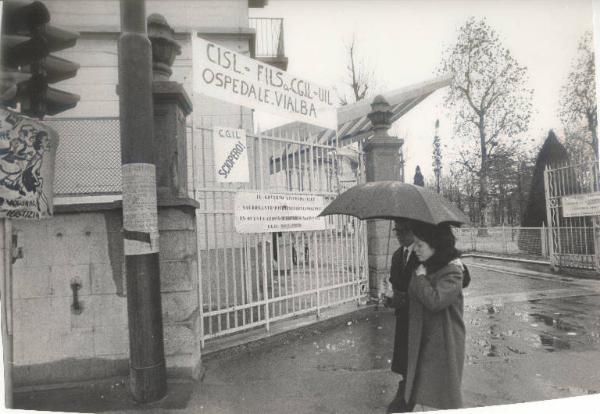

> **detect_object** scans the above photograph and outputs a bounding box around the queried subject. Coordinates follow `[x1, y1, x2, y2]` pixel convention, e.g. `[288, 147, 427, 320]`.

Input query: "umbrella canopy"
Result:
[320, 181, 469, 226]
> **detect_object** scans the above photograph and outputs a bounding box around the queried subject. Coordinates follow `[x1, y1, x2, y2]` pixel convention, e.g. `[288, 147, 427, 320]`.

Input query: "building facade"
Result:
[10, 0, 279, 386]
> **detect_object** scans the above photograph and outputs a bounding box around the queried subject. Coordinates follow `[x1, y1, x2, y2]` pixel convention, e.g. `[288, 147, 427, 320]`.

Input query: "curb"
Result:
[462, 253, 550, 265]
[464, 254, 599, 281]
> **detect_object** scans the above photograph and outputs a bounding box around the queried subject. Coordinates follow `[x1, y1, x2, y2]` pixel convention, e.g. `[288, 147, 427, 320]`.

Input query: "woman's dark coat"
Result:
[404, 260, 466, 409]
[389, 247, 419, 375]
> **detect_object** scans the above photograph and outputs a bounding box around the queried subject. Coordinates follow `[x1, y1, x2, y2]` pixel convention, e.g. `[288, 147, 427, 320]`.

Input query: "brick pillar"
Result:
[363, 95, 404, 300]
[149, 14, 201, 379]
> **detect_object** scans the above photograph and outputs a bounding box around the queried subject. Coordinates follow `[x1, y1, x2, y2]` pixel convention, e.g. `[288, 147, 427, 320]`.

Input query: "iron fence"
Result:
[455, 227, 551, 259]
[192, 122, 368, 346]
[545, 161, 600, 271]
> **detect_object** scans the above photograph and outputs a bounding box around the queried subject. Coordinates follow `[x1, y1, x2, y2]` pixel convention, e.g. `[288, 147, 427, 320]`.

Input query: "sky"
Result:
[250, 0, 594, 183]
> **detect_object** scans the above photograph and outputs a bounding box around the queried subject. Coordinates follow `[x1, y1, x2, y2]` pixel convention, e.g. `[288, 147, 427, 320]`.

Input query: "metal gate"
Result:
[192, 122, 369, 346]
[544, 160, 600, 270]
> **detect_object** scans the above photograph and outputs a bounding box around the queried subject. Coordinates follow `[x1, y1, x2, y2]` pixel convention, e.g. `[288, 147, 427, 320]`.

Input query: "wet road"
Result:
[14, 258, 600, 413]
[193, 258, 600, 413]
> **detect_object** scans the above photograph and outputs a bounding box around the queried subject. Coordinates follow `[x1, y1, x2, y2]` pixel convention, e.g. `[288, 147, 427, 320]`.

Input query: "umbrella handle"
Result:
[383, 221, 392, 299]
[386, 220, 392, 267]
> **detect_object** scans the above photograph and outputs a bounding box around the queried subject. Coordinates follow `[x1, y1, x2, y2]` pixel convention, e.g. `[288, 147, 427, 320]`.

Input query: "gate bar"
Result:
[261, 233, 270, 331]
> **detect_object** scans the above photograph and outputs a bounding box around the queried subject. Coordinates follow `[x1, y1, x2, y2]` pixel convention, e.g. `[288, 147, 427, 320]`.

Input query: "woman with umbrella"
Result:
[403, 221, 467, 411]
[320, 181, 470, 411]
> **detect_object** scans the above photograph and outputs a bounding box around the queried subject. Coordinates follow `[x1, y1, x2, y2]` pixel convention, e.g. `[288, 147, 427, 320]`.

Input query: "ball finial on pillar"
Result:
[147, 13, 181, 81]
[367, 95, 393, 137]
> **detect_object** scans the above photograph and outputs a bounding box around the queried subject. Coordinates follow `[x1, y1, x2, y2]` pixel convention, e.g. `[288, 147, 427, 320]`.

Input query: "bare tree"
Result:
[559, 31, 597, 159]
[337, 35, 376, 105]
[438, 18, 533, 227]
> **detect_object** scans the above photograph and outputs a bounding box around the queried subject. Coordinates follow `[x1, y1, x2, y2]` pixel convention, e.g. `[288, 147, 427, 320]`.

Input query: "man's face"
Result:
[393, 221, 414, 247]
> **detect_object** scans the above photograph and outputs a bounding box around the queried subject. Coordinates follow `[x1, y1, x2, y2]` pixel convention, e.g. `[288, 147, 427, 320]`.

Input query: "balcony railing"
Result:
[249, 17, 285, 59]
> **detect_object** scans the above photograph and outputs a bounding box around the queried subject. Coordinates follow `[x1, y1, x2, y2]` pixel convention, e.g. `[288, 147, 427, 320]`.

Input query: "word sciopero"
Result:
[218, 140, 247, 179]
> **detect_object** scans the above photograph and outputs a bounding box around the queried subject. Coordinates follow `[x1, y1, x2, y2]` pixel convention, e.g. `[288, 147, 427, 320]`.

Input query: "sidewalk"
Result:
[13, 259, 600, 413]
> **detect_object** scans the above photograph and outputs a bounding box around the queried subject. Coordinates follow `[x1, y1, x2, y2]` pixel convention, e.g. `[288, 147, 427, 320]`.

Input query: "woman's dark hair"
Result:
[411, 221, 460, 273]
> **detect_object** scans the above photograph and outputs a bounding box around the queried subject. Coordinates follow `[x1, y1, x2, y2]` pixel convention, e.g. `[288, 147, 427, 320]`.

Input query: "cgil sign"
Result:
[213, 126, 249, 183]
[192, 35, 337, 130]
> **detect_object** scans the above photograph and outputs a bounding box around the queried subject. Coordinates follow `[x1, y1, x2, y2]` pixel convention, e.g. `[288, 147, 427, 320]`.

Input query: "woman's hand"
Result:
[385, 290, 408, 308]
[409, 265, 463, 312]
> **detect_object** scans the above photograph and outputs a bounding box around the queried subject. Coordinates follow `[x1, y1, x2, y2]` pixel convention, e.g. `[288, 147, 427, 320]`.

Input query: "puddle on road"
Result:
[529, 313, 556, 327]
[529, 312, 583, 332]
[486, 343, 499, 357]
[473, 303, 504, 315]
[486, 304, 501, 315]
[487, 323, 515, 340]
[468, 307, 595, 359]
[466, 288, 600, 362]
[529, 332, 572, 352]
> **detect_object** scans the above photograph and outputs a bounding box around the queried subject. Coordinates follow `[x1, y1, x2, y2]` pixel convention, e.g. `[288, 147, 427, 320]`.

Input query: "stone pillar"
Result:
[148, 14, 192, 199]
[363, 95, 404, 300]
[148, 14, 201, 379]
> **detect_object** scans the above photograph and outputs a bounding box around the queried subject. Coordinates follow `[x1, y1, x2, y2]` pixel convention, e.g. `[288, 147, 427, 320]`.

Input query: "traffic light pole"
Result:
[1, 219, 13, 409]
[117, 0, 167, 403]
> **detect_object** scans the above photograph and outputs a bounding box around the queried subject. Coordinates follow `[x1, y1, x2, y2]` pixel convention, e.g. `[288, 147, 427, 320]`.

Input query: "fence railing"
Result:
[455, 225, 600, 271]
[249, 17, 285, 58]
[193, 125, 369, 346]
[544, 160, 600, 271]
[455, 227, 551, 260]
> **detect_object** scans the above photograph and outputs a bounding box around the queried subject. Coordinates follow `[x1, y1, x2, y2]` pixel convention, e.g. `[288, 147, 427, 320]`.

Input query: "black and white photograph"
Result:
[1, 0, 600, 412]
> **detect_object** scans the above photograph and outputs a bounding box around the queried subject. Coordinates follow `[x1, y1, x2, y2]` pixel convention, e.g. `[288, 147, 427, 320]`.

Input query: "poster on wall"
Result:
[234, 191, 329, 233]
[122, 163, 160, 255]
[192, 35, 337, 130]
[213, 126, 249, 183]
[0, 108, 59, 220]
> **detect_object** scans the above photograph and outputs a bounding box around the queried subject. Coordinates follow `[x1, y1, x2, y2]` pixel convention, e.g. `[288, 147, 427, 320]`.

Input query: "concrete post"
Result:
[363, 95, 404, 300]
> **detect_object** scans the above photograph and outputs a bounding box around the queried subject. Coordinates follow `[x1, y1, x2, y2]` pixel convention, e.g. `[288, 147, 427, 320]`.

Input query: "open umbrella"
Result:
[319, 181, 469, 226]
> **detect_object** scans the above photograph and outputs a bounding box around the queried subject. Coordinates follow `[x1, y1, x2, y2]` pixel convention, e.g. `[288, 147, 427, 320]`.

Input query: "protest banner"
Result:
[193, 36, 337, 130]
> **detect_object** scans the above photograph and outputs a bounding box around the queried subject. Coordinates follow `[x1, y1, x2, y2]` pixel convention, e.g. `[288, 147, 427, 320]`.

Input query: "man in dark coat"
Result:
[385, 219, 420, 413]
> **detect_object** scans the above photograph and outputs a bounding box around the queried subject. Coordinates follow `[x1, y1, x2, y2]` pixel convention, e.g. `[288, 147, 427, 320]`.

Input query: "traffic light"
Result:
[1, 0, 80, 118]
